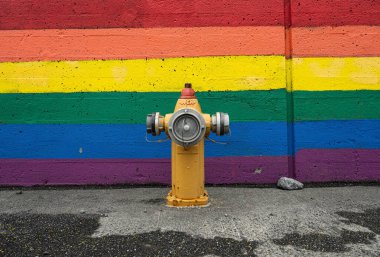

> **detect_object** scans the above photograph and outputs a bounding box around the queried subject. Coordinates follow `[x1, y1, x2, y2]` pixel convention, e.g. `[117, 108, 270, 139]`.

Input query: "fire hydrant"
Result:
[146, 83, 230, 207]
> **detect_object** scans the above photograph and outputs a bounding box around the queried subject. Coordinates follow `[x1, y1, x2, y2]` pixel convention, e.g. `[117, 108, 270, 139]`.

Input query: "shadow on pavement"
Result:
[273, 208, 380, 252]
[0, 213, 258, 257]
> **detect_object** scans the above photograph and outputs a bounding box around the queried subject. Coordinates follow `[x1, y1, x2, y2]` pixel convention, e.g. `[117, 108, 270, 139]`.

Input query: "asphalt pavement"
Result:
[0, 185, 379, 256]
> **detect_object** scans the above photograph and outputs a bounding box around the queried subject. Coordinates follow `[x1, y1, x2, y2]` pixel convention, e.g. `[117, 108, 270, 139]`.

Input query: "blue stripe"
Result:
[0, 122, 287, 158]
[0, 120, 379, 158]
[294, 120, 380, 151]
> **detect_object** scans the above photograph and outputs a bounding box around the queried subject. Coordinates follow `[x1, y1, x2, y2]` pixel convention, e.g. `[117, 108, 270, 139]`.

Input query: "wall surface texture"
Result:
[0, 0, 379, 185]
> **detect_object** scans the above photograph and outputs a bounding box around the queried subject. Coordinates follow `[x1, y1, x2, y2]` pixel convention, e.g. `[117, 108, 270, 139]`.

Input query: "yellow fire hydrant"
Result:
[146, 83, 230, 207]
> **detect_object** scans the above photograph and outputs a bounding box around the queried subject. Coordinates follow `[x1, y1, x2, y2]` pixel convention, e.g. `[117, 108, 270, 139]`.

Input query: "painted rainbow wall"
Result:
[0, 0, 379, 185]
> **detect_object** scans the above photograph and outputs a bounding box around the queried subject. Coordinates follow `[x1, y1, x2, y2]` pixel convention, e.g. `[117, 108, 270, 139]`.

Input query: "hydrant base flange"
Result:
[166, 190, 208, 207]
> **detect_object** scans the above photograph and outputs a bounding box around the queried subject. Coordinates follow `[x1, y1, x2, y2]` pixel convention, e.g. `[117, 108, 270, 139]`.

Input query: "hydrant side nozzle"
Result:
[211, 112, 230, 136]
[146, 112, 165, 136]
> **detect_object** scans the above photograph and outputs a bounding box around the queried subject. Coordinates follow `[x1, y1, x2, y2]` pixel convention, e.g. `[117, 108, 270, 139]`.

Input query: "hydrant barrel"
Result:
[146, 83, 229, 207]
[171, 139, 206, 200]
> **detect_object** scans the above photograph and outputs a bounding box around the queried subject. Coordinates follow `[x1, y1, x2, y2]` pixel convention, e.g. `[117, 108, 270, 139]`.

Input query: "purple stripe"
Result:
[0, 156, 289, 186]
[1, 149, 379, 186]
[295, 149, 380, 182]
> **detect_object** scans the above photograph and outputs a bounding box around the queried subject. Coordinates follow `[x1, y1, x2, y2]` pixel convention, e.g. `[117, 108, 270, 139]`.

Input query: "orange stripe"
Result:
[292, 26, 380, 57]
[0, 26, 284, 62]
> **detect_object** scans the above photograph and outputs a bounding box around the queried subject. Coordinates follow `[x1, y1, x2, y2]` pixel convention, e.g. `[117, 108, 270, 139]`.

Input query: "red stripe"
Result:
[2, 0, 378, 30]
[292, 0, 380, 26]
[0, 0, 284, 30]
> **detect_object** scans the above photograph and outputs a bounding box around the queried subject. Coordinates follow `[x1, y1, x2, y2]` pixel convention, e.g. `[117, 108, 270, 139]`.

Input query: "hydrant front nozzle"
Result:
[167, 108, 206, 147]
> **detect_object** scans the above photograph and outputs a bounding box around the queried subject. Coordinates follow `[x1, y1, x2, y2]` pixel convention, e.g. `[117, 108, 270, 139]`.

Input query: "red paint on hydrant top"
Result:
[180, 83, 196, 99]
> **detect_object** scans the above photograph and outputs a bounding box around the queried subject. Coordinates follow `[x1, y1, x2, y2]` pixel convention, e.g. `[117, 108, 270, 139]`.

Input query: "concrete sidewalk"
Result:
[0, 185, 379, 256]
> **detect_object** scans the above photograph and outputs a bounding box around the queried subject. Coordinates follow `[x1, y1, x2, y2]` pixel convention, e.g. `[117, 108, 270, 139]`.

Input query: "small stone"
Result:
[43, 251, 49, 256]
[16, 191, 23, 195]
[277, 177, 304, 190]
[80, 209, 86, 214]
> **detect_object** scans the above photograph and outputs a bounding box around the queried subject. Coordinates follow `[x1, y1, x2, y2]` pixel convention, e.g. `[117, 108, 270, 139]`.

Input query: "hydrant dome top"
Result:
[180, 83, 196, 99]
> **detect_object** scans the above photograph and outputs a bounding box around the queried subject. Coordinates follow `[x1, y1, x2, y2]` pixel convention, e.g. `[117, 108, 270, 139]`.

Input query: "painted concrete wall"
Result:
[0, 0, 379, 185]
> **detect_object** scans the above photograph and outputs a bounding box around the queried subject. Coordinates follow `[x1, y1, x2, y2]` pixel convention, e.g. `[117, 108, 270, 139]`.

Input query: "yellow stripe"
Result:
[0, 56, 285, 93]
[2, 56, 378, 93]
[293, 57, 380, 91]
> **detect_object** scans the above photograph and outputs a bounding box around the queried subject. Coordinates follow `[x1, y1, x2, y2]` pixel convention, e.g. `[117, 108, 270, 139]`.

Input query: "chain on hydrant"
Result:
[146, 83, 230, 207]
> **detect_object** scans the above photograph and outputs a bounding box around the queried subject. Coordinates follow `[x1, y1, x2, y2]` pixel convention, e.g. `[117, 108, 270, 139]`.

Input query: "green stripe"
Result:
[294, 90, 380, 121]
[1, 90, 379, 124]
[0, 90, 287, 124]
